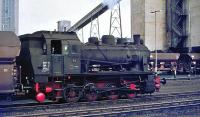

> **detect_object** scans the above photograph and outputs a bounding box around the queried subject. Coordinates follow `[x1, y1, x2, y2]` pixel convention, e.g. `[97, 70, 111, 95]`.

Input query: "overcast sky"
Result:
[19, 0, 130, 42]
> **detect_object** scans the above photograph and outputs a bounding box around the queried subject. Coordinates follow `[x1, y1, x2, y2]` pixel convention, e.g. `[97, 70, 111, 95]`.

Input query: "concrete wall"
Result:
[145, 0, 167, 51]
[131, 0, 167, 51]
[0, 0, 2, 30]
[189, 0, 200, 47]
[131, 0, 145, 39]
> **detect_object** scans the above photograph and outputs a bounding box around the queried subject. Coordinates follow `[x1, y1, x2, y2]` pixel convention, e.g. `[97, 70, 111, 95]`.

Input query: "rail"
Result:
[1, 91, 200, 116]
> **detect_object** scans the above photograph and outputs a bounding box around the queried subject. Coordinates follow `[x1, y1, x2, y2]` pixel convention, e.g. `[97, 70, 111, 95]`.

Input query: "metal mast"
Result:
[109, 3, 123, 38]
[90, 17, 100, 39]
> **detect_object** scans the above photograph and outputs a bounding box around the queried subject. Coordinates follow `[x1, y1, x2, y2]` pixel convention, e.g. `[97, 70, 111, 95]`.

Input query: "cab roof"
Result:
[19, 31, 79, 41]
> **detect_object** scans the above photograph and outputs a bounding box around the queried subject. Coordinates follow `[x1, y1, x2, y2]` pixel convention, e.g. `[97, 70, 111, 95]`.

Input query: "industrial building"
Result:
[188, 0, 200, 51]
[131, 0, 200, 52]
[0, 0, 19, 35]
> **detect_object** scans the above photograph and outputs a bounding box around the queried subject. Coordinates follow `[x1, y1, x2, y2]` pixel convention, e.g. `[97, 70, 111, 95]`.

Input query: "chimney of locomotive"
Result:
[133, 35, 141, 45]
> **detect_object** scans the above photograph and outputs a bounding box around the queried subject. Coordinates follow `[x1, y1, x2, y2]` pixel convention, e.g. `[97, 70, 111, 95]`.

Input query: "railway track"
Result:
[1, 91, 200, 117]
[82, 99, 200, 117]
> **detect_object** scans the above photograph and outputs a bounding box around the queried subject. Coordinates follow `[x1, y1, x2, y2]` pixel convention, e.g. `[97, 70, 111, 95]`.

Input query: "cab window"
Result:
[51, 40, 62, 54]
[71, 45, 80, 54]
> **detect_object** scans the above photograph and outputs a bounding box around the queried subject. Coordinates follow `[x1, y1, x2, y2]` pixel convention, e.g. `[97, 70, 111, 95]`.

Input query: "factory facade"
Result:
[0, 0, 19, 35]
[131, 0, 200, 52]
[189, 0, 200, 49]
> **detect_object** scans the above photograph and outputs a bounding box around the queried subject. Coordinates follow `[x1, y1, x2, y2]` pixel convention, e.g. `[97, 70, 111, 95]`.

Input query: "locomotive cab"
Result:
[17, 31, 82, 102]
[49, 35, 81, 75]
[18, 31, 82, 82]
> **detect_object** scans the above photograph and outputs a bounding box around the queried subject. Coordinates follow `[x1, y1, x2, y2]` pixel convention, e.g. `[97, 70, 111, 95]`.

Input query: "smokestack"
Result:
[133, 35, 141, 45]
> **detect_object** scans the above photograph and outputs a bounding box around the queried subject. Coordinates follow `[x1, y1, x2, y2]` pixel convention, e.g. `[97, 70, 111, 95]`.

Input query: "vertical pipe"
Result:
[90, 18, 93, 37]
[188, 0, 191, 52]
[119, 4, 123, 38]
[109, 10, 113, 35]
[97, 17, 100, 40]
[155, 12, 158, 74]
[82, 28, 84, 43]
[19, 66, 22, 84]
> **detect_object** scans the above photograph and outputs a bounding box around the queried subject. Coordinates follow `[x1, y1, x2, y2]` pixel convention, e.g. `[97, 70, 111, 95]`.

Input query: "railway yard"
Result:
[0, 0, 200, 117]
[0, 75, 200, 117]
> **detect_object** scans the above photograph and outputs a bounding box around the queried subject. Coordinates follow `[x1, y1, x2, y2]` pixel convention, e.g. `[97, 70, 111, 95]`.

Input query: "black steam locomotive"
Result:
[0, 31, 159, 103]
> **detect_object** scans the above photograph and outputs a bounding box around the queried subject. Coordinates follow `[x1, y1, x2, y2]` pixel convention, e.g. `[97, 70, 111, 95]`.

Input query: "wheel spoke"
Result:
[84, 83, 98, 101]
[64, 86, 81, 103]
[106, 84, 119, 100]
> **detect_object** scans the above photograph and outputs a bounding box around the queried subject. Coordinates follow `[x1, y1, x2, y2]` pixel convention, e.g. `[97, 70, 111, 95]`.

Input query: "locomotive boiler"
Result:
[82, 35, 149, 72]
[0, 31, 158, 103]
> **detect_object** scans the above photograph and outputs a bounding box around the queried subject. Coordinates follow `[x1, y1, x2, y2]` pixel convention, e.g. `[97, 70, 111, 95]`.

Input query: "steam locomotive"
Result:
[0, 31, 159, 103]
